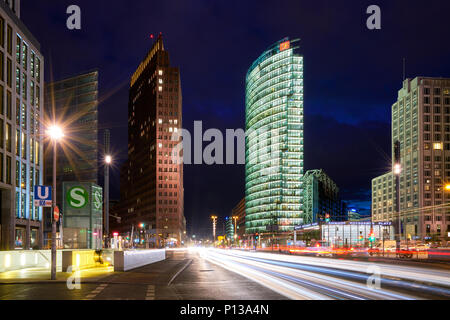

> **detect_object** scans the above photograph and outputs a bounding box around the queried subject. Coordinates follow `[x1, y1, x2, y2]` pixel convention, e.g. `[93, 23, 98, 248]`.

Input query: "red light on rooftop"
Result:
[150, 34, 154, 39]
[280, 40, 290, 52]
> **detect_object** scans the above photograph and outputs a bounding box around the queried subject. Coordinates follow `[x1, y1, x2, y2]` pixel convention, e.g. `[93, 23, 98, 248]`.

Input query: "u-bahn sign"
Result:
[34, 185, 52, 207]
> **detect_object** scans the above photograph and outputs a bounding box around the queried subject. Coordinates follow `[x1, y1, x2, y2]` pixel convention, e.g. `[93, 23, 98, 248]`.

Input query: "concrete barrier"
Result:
[114, 249, 165, 271]
[0, 250, 62, 272]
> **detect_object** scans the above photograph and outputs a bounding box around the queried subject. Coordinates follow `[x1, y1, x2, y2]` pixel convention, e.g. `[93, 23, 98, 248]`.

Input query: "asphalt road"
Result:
[199, 248, 450, 300]
[1, 248, 449, 300]
[0, 249, 284, 300]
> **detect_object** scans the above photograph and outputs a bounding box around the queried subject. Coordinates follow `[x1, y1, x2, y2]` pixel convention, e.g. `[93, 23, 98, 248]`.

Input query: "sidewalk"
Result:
[0, 266, 114, 284]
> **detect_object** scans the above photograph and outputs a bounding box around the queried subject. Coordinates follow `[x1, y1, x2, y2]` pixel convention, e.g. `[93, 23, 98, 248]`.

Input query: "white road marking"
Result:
[85, 284, 108, 300]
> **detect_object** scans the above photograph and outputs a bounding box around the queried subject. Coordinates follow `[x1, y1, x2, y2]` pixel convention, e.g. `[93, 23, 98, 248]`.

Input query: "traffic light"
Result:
[325, 214, 330, 223]
[255, 233, 259, 240]
[369, 232, 375, 242]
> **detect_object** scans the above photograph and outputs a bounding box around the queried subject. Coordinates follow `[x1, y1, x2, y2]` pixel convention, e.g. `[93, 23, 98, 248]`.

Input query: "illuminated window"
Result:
[434, 142, 443, 150]
[158, 70, 163, 76]
[158, 119, 162, 124]
[158, 143, 162, 148]
[158, 79, 163, 84]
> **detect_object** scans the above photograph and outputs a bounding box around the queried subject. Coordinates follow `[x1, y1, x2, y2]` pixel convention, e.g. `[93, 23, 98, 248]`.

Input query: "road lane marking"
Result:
[145, 285, 155, 300]
[168, 259, 193, 286]
[85, 284, 108, 300]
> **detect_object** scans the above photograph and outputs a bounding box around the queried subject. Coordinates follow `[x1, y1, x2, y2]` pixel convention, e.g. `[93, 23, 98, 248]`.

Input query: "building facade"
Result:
[302, 169, 342, 223]
[232, 197, 245, 239]
[44, 71, 99, 202]
[372, 77, 450, 242]
[43, 71, 98, 246]
[245, 38, 304, 239]
[372, 171, 395, 222]
[0, 0, 44, 250]
[116, 35, 185, 247]
[224, 216, 234, 243]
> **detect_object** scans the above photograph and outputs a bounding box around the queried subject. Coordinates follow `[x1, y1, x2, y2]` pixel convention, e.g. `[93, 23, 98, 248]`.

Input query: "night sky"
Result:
[22, 0, 450, 237]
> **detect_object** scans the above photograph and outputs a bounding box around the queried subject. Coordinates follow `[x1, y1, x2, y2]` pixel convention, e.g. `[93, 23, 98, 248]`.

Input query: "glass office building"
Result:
[0, 0, 44, 250]
[245, 38, 304, 236]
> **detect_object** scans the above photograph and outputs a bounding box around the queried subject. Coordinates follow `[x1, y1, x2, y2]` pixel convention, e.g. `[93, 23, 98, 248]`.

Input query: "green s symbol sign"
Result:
[93, 189, 102, 210]
[67, 186, 89, 209]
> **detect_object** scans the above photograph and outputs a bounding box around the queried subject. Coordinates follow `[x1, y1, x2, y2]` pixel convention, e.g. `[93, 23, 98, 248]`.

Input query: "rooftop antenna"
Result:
[403, 58, 406, 81]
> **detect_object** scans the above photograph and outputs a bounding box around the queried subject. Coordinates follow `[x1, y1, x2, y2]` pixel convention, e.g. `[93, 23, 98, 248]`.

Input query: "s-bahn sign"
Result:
[67, 186, 89, 209]
[63, 182, 103, 217]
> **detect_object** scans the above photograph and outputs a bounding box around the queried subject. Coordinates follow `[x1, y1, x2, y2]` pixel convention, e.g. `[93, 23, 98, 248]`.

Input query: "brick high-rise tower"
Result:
[117, 35, 185, 247]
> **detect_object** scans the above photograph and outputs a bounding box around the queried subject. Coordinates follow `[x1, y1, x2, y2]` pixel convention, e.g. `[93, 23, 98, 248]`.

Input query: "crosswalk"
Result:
[85, 283, 108, 300]
[145, 285, 155, 300]
[83, 284, 157, 300]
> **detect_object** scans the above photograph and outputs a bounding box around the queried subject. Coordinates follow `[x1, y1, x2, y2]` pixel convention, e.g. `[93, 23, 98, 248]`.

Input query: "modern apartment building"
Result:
[372, 77, 450, 241]
[245, 37, 304, 240]
[116, 35, 185, 247]
[0, 0, 45, 250]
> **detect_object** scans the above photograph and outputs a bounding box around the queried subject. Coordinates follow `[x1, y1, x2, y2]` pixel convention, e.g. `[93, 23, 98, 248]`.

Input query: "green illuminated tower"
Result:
[245, 38, 304, 239]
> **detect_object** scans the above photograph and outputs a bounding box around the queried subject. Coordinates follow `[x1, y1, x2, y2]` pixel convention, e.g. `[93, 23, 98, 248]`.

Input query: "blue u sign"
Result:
[34, 185, 52, 201]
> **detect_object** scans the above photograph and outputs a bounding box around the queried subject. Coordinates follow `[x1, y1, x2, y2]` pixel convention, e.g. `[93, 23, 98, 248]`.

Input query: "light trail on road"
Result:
[196, 248, 450, 300]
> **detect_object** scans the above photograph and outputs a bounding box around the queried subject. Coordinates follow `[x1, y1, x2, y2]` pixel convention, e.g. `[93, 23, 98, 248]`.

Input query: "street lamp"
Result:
[47, 124, 64, 280]
[104, 154, 112, 248]
[394, 140, 401, 249]
[232, 216, 238, 247]
[211, 215, 217, 247]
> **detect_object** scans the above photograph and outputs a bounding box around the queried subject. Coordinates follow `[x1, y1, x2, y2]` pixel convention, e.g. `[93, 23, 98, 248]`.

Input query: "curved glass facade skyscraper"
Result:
[245, 38, 304, 236]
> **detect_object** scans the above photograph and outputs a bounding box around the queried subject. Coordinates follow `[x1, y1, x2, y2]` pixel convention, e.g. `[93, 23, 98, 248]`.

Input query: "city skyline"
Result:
[0, 0, 449, 305]
[16, 1, 450, 237]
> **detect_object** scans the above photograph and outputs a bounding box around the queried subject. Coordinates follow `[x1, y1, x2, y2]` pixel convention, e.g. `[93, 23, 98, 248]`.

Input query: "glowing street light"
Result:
[445, 184, 450, 191]
[47, 125, 64, 141]
[393, 163, 402, 175]
[104, 154, 112, 247]
[232, 216, 238, 246]
[211, 215, 217, 246]
[47, 124, 64, 280]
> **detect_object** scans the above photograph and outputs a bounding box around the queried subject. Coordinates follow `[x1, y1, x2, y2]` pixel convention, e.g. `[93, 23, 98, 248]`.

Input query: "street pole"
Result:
[211, 216, 217, 247]
[104, 130, 111, 248]
[105, 161, 109, 248]
[394, 140, 401, 254]
[51, 139, 57, 280]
